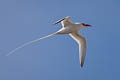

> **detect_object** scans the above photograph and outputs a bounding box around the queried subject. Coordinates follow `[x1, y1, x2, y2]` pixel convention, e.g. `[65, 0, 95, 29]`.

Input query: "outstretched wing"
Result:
[69, 32, 86, 67]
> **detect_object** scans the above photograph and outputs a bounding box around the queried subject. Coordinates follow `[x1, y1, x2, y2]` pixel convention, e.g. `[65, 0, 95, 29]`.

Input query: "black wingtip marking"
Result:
[80, 62, 84, 68]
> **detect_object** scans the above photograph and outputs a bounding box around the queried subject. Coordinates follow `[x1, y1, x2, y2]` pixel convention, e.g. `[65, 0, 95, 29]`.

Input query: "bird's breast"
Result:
[57, 27, 74, 34]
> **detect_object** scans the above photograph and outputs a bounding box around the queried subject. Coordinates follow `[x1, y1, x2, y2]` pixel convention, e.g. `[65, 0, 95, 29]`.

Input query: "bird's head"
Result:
[81, 23, 91, 27]
[54, 16, 70, 25]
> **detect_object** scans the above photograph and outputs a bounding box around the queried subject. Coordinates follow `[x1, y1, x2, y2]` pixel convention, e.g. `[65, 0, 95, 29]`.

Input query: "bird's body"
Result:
[56, 22, 84, 34]
[54, 17, 89, 67]
[6, 16, 91, 68]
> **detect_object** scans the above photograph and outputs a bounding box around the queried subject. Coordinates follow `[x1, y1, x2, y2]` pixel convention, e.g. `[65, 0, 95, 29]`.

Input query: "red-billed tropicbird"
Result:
[6, 16, 91, 67]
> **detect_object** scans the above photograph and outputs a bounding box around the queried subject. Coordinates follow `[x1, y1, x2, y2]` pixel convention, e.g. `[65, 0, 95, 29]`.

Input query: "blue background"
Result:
[0, 0, 120, 80]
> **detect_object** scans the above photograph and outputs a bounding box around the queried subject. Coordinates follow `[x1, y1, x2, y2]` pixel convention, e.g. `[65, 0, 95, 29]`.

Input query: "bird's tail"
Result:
[6, 32, 58, 56]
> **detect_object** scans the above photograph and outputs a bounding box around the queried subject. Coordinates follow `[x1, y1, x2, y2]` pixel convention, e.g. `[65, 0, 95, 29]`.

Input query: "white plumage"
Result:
[6, 16, 91, 67]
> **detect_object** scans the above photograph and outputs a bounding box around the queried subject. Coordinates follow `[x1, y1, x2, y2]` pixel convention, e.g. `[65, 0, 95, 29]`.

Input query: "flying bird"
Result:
[6, 16, 91, 67]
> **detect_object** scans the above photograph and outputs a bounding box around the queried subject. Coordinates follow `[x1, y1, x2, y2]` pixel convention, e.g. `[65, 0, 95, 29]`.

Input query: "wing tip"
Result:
[80, 61, 84, 68]
[80, 63, 84, 68]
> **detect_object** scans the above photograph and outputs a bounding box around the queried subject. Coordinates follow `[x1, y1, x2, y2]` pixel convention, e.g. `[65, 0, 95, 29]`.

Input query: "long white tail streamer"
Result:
[6, 32, 57, 56]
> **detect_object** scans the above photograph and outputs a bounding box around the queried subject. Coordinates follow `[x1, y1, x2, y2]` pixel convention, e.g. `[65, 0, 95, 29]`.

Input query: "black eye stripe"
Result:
[81, 23, 85, 25]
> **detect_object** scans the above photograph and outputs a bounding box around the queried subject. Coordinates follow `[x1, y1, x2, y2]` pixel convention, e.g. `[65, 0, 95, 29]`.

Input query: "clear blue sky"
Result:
[0, 0, 120, 80]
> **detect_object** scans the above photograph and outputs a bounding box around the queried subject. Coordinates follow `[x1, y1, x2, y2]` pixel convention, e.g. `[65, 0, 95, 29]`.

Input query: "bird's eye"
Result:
[81, 23, 85, 25]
